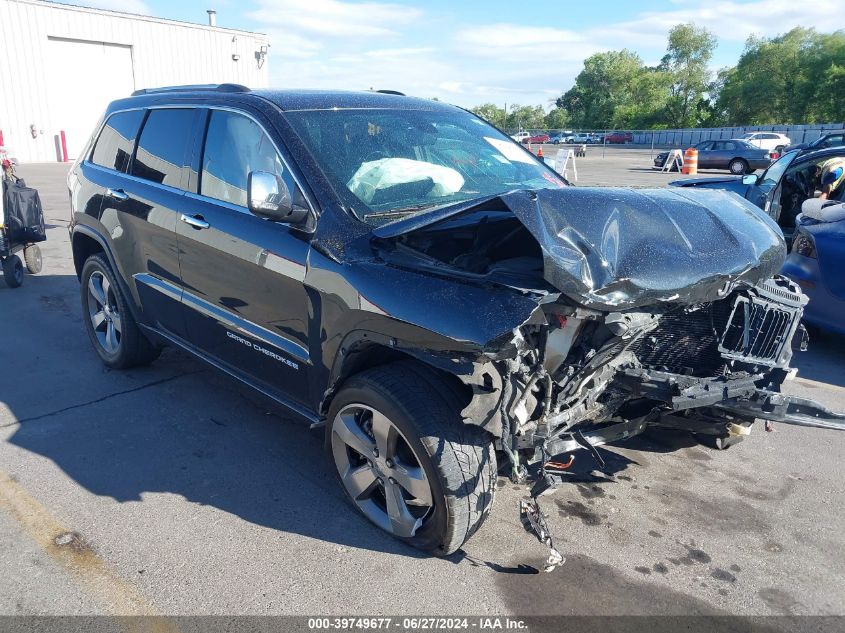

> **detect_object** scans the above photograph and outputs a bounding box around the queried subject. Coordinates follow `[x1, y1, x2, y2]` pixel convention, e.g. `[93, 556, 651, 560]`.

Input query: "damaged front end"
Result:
[372, 186, 845, 482]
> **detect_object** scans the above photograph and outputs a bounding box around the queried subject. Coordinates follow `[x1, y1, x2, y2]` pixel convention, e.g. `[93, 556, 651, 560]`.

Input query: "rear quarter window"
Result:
[131, 108, 196, 188]
[91, 110, 145, 172]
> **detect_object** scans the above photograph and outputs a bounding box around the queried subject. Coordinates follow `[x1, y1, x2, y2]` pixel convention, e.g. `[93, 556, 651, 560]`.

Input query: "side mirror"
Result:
[741, 174, 758, 185]
[247, 171, 310, 225]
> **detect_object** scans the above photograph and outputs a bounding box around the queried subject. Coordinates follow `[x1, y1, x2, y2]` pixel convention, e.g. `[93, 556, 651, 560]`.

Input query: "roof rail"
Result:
[375, 89, 406, 96]
[131, 84, 251, 96]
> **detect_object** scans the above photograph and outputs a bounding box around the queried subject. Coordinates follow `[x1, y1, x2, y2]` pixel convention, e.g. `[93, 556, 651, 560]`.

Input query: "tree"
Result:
[717, 28, 845, 124]
[506, 104, 546, 130]
[556, 50, 646, 129]
[660, 23, 717, 128]
[544, 107, 570, 130]
[470, 103, 507, 129]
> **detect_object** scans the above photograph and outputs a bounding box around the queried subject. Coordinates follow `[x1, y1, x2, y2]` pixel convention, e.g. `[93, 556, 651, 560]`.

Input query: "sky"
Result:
[54, 0, 841, 109]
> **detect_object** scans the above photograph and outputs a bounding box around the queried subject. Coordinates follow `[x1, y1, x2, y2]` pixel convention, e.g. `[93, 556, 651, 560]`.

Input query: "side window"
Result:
[697, 141, 712, 151]
[724, 141, 736, 150]
[828, 135, 845, 148]
[200, 110, 284, 207]
[91, 110, 145, 173]
[131, 109, 195, 188]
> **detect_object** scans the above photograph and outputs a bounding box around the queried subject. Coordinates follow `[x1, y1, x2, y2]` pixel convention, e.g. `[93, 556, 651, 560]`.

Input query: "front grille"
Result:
[718, 296, 795, 365]
[629, 289, 799, 377]
[629, 304, 731, 377]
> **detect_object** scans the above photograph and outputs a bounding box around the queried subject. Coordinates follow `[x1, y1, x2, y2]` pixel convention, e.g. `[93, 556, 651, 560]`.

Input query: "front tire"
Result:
[80, 253, 160, 368]
[326, 361, 496, 555]
[729, 158, 749, 175]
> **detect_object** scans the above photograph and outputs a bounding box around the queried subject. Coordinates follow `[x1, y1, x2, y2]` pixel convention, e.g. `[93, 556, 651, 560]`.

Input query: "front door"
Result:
[175, 108, 314, 407]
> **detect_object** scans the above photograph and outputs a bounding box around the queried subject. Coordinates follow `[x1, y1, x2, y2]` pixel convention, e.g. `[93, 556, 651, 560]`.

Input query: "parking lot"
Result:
[2, 151, 844, 622]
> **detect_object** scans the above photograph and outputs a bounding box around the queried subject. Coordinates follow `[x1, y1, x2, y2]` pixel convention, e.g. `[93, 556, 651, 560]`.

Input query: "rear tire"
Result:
[80, 253, 160, 368]
[2, 255, 24, 288]
[729, 159, 749, 175]
[24, 244, 42, 274]
[326, 361, 496, 555]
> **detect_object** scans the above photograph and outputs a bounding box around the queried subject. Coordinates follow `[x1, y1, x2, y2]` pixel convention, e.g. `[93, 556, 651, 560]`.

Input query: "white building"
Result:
[0, 0, 270, 163]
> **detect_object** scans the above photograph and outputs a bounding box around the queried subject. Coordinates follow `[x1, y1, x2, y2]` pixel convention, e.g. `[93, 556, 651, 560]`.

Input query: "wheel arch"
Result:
[319, 333, 504, 438]
[71, 225, 144, 324]
[321, 335, 469, 414]
[71, 229, 105, 279]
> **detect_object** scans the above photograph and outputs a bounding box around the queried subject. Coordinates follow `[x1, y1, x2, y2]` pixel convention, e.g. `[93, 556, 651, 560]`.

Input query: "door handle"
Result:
[106, 188, 128, 201]
[180, 214, 210, 230]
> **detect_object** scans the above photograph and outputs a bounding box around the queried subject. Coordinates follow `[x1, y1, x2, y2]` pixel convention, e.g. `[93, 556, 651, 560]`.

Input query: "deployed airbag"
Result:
[347, 158, 464, 204]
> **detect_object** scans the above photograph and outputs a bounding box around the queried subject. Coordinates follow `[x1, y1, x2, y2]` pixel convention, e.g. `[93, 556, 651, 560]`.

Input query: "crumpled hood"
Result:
[374, 187, 786, 310]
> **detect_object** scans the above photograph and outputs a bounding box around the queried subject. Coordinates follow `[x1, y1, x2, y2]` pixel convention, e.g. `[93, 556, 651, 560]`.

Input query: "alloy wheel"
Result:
[331, 404, 434, 538]
[87, 270, 122, 354]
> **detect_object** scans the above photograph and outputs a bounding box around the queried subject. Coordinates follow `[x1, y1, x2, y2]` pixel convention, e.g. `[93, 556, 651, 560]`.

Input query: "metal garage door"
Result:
[47, 37, 135, 160]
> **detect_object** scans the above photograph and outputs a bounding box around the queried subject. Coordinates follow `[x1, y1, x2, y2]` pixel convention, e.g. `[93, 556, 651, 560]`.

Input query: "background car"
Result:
[521, 133, 550, 144]
[655, 139, 773, 174]
[567, 133, 591, 144]
[783, 132, 845, 155]
[736, 132, 791, 152]
[670, 146, 845, 242]
[549, 133, 572, 144]
[782, 202, 845, 334]
[605, 131, 633, 144]
[510, 131, 530, 142]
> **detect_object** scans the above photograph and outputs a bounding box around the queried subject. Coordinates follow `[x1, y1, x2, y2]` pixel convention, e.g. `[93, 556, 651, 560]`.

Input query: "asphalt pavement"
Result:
[1, 155, 843, 623]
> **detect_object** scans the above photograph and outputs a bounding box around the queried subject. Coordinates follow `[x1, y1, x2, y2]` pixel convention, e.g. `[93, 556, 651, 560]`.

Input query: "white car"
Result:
[735, 132, 791, 152]
[567, 133, 591, 144]
[510, 131, 530, 142]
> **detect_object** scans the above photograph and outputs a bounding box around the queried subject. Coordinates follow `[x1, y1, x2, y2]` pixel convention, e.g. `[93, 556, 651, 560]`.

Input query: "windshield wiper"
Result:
[363, 203, 440, 220]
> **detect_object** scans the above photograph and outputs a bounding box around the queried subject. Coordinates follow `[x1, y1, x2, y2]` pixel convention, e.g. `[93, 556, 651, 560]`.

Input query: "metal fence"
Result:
[509, 123, 845, 147]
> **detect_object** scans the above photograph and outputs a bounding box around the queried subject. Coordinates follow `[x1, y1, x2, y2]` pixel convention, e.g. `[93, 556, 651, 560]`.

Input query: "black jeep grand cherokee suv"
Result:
[68, 85, 844, 555]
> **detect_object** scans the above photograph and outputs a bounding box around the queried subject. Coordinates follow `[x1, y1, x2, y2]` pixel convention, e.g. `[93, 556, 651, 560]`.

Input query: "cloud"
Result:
[249, 0, 422, 38]
[454, 23, 601, 64]
[268, 47, 455, 97]
[263, 0, 845, 108]
[591, 0, 842, 44]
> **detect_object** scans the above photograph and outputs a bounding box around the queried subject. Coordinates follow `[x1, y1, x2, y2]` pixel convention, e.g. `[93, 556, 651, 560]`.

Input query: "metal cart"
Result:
[1, 163, 44, 288]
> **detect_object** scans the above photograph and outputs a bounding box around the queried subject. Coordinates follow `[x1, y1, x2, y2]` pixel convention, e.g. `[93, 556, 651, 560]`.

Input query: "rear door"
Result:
[696, 141, 714, 168]
[175, 107, 314, 407]
[87, 107, 199, 337]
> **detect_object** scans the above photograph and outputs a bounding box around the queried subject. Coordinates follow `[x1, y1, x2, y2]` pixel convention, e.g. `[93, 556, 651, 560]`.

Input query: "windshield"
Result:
[759, 150, 799, 187]
[283, 107, 565, 224]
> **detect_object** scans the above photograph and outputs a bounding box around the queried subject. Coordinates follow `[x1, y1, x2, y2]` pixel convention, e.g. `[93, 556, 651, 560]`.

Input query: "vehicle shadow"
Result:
[1, 274, 427, 559]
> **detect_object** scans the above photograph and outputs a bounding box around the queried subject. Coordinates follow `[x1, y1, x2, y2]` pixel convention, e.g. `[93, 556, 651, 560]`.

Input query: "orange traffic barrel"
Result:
[682, 148, 698, 175]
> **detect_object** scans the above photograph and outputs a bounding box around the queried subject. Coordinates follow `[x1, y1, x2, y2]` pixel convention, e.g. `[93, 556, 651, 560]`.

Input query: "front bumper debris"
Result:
[716, 391, 845, 431]
[519, 497, 565, 573]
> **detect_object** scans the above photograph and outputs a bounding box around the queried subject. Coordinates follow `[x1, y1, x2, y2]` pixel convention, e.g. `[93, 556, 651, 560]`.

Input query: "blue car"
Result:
[671, 146, 845, 243]
[782, 202, 845, 334]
